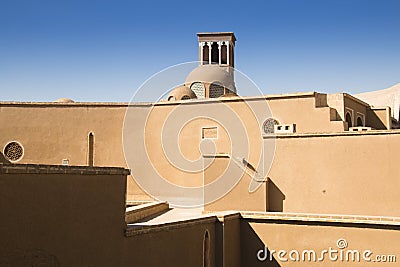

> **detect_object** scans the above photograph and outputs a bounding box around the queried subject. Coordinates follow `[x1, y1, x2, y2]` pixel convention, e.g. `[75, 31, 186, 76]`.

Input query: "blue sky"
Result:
[0, 0, 399, 102]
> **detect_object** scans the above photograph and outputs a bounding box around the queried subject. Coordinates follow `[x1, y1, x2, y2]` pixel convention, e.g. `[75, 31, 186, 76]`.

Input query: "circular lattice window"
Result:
[4, 141, 24, 162]
[263, 118, 279, 134]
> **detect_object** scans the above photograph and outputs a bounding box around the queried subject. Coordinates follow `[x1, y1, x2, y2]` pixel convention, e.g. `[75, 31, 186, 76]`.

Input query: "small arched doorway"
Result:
[88, 132, 94, 166]
[357, 117, 363, 127]
[345, 112, 352, 129]
[203, 230, 210, 267]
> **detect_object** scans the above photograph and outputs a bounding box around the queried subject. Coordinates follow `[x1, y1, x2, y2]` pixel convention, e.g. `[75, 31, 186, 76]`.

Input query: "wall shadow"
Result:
[366, 108, 387, 129]
[240, 221, 281, 266]
[267, 178, 285, 212]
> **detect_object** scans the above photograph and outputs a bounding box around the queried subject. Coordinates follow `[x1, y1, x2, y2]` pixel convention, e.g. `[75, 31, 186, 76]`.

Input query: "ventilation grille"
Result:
[263, 118, 279, 134]
[4, 141, 23, 161]
[209, 83, 224, 98]
[190, 82, 205, 99]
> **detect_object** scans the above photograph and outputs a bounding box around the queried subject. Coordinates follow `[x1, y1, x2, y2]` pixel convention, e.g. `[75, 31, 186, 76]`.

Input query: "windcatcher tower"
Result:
[168, 32, 237, 101]
[197, 32, 236, 68]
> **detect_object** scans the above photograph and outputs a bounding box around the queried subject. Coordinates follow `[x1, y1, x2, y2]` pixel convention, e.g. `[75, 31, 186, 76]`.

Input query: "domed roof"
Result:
[167, 85, 197, 101]
[185, 65, 236, 91]
[55, 98, 75, 103]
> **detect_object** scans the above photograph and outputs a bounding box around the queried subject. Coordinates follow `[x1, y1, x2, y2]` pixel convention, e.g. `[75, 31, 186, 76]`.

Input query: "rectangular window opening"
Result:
[202, 127, 218, 139]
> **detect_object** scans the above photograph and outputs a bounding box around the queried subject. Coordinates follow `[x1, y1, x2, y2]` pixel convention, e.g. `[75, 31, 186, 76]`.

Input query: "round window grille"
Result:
[4, 141, 24, 162]
[263, 118, 279, 134]
[181, 95, 191, 100]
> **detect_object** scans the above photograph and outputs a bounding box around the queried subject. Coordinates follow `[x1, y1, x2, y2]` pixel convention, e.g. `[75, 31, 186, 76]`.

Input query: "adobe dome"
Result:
[55, 98, 75, 103]
[167, 85, 197, 101]
[185, 65, 236, 92]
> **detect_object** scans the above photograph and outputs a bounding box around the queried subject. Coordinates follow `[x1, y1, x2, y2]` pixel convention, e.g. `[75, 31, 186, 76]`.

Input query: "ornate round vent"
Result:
[263, 118, 279, 134]
[4, 141, 24, 162]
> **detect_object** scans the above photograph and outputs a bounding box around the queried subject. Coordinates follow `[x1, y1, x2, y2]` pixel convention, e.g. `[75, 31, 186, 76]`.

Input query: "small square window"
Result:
[202, 127, 218, 139]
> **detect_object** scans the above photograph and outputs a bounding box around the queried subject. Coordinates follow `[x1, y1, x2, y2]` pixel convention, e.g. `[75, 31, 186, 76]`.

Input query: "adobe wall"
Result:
[126, 94, 342, 204]
[241, 216, 400, 266]
[203, 130, 400, 216]
[0, 94, 376, 210]
[0, 164, 219, 267]
[0, 103, 154, 201]
[267, 131, 400, 216]
[367, 107, 391, 130]
[204, 155, 267, 212]
[343, 94, 368, 127]
[124, 219, 217, 267]
[0, 103, 127, 167]
[266, 93, 343, 133]
[0, 164, 128, 266]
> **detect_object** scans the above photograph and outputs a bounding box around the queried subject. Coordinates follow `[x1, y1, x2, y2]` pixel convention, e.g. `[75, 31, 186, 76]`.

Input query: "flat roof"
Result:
[0, 163, 130, 175]
[0, 91, 318, 107]
[241, 211, 400, 227]
[0, 91, 373, 109]
[197, 32, 236, 42]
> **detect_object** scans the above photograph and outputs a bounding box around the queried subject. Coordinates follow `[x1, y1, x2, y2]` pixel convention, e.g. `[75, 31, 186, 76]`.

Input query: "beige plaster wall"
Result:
[123, 221, 217, 267]
[0, 103, 153, 201]
[344, 94, 368, 127]
[367, 107, 391, 130]
[0, 104, 126, 166]
[204, 155, 267, 212]
[267, 132, 400, 216]
[241, 219, 400, 266]
[0, 166, 127, 266]
[327, 93, 345, 121]
[0, 93, 393, 214]
[267, 94, 343, 133]
[0, 165, 218, 267]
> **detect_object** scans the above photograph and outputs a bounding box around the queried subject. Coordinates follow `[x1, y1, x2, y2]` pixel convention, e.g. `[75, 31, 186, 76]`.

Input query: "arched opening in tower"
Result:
[221, 43, 227, 64]
[203, 44, 209, 64]
[211, 42, 219, 64]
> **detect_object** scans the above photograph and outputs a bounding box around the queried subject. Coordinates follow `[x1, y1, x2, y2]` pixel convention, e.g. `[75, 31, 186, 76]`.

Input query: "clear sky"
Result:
[1, 0, 399, 102]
